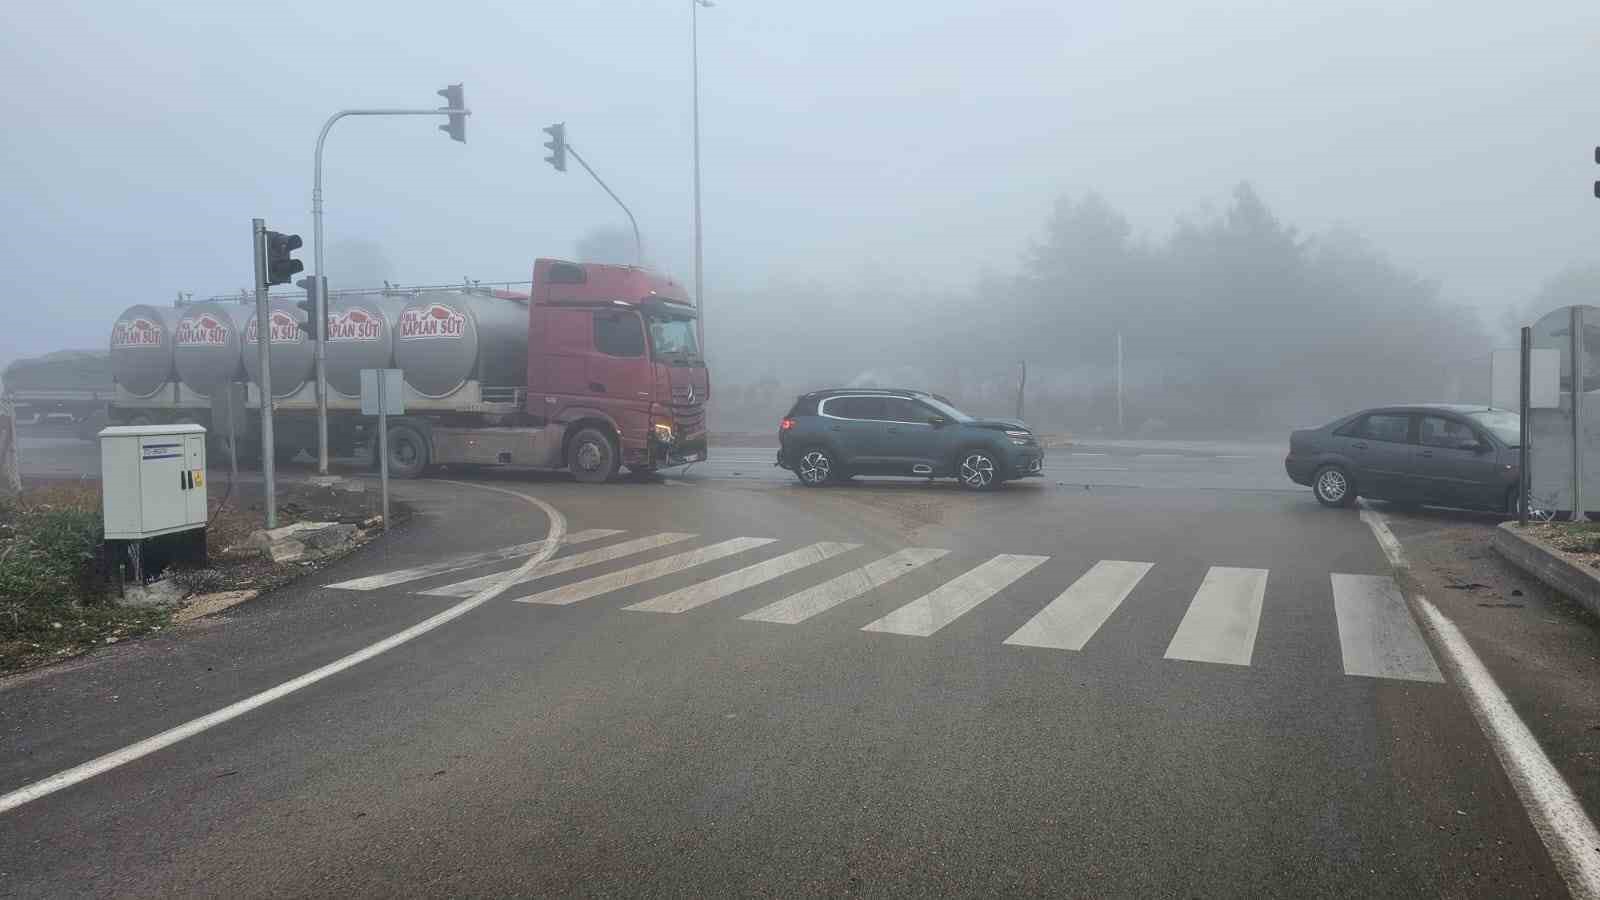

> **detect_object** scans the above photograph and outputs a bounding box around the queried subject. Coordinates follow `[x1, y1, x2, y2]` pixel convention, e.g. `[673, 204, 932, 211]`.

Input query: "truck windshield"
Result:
[647, 315, 700, 363]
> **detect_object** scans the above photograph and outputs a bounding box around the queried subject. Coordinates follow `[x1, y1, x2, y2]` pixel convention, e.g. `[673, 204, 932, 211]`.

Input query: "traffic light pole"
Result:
[251, 218, 278, 529]
[311, 103, 468, 474]
[564, 144, 642, 266]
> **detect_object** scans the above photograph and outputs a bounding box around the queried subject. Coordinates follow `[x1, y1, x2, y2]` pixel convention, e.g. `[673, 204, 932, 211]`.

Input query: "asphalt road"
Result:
[0, 438, 1583, 896]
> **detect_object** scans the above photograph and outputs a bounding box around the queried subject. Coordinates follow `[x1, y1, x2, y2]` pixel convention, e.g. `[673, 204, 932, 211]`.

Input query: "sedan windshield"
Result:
[646, 315, 700, 361]
[918, 395, 975, 423]
[1467, 409, 1521, 447]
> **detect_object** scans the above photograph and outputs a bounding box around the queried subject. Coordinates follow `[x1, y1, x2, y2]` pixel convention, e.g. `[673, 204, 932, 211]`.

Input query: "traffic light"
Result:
[438, 83, 466, 143]
[266, 231, 304, 286]
[543, 122, 566, 172]
[295, 276, 321, 340]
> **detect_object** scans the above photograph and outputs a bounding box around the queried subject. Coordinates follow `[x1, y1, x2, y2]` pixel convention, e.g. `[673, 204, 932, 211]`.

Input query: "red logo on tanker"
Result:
[245, 310, 305, 345]
[112, 317, 164, 349]
[328, 307, 383, 342]
[398, 303, 465, 340]
[175, 312, 230, 347]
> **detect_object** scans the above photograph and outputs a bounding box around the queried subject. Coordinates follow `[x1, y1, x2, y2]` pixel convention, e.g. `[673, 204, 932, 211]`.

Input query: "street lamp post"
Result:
[309, 91, 468, 475]
[692, 0, 712, 353]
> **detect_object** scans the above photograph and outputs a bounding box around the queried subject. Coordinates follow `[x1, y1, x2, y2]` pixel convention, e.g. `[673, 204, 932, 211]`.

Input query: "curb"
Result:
[1490, 522, 1600, 619]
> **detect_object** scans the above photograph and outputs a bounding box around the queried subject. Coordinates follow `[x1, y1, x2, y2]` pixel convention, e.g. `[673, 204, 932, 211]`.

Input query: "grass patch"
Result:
[1525, 521, 1600, 555]
[0, 483, 168, 673]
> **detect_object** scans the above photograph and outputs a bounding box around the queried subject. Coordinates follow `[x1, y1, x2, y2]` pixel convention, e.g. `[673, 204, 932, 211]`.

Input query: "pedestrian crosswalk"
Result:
[327, 528, 1445, 684]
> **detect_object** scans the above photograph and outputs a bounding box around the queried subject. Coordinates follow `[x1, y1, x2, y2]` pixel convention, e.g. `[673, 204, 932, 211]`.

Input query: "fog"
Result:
[3, 0, 1598, 435]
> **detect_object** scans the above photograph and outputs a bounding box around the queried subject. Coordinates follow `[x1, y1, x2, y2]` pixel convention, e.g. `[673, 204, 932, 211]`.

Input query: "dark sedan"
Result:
[1285, 404, 1522, 512]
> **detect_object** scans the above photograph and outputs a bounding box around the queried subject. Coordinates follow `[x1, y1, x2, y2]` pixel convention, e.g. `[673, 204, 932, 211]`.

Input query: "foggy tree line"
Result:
[706, 184, 1502, 437]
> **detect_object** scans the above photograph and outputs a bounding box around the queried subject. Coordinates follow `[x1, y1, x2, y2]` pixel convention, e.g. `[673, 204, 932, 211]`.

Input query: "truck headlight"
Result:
[653, 422, 676, 444]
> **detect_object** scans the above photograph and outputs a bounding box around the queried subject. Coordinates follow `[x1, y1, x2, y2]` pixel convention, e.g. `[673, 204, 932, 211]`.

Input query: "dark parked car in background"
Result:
[777, 388, 1043, 490]
[1285, 404, 1522, 512]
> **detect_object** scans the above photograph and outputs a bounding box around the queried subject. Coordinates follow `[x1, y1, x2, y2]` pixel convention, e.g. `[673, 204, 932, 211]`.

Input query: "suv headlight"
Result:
[1006, 429, 1033, 446]
[653, 422, 676, 445]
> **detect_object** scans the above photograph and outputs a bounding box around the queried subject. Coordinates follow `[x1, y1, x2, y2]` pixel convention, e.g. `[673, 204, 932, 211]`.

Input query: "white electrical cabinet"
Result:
[99, 424, 208, 540]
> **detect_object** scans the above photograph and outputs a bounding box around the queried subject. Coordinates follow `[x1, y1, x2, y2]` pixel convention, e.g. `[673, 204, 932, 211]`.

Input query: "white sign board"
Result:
[1490, 348, 1560, 411]
[360, 368, 405, 416]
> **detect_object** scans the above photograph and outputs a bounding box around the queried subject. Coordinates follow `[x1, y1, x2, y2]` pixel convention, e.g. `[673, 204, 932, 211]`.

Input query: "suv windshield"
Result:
[918, 395, 974, 423]
[1467, 409, 1521, 447]
[646, 315, 700, 362]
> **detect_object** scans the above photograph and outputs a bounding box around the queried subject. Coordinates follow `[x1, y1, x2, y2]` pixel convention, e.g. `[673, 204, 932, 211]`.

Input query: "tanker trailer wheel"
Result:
[385, 424, 431, 480]
[567, 427, 619, 484]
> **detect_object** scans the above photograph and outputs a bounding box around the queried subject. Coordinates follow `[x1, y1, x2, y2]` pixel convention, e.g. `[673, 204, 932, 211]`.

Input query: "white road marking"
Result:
[1164, 566, 1268, 666]
[1417, 597, 1600, 899]
[1360, 503, 1600, 899]
[1331, 574, 1443, 682]
[1216, 455, 1256, 460]
[422, 532, 696, 597]
[326, 529, 621, 590]
[626, 542, 860, 614]
[1004, 560, 1154, 651]
[1069, 452, 1108, 457]
[861, 554, 1048, 637]
[1136, 453, 1182, 460]
[0, 481, 567, 817]
[516, 537, 776, 606]
[1358, 501, 1408, 568]
[742, 548, 950, 624]
[1060, 466, 1132, 472]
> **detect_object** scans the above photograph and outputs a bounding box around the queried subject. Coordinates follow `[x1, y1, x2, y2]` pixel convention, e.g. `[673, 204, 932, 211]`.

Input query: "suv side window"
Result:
[1350, 413, 1411, 443]
[826, 396, 887, 420]
[1419, 415, 1481, 450]
[882, 397, 931, 423]
[593, 311, 645, 358]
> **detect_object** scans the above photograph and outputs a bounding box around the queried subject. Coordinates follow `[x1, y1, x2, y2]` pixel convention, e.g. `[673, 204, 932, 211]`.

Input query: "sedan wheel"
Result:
[1313, 465, 1355, 508]
[959, 451, 999, 491]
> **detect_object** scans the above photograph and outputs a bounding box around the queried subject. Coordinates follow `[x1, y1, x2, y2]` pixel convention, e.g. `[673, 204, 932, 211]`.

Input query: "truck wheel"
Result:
[386, 424, 430, 479]
[568, 427, 619, 484]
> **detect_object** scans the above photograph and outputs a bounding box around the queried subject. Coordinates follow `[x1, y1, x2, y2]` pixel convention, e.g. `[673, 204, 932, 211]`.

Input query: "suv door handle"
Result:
[589, 382, 606, 393]
[1352, 442, 1368, 450]
[886, 426, 901, 433]
[829, 425, 841, 432]
[1419, 449, 1433, 458]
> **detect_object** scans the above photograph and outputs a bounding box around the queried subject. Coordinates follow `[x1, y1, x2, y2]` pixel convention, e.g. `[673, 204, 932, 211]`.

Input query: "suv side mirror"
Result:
[927, 416, 947, 428]
[1458, 438, 1487, 453]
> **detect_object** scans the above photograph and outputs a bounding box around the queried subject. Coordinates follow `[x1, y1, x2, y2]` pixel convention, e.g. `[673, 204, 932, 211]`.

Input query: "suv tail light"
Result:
[780, 417, 795, 431]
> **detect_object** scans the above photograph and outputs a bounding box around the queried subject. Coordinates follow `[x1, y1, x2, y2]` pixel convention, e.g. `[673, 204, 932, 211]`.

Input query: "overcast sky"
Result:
[2, 0, 1597, 363]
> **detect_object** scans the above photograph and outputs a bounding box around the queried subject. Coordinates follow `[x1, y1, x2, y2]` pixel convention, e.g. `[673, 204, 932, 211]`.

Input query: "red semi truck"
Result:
[105, 258, 709, 482]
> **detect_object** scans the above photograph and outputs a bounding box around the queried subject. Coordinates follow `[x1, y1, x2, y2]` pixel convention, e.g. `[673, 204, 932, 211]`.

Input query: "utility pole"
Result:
[1116, 331, 1125, 434]
[310, 87, 470, 475]
[1015, 360, 1027, 420]
[0, 376, 19, 498]
[252, 219, 278, 529]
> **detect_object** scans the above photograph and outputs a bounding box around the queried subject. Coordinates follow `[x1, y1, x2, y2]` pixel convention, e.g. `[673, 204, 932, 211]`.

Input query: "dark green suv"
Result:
[776, 389, 1044, 490]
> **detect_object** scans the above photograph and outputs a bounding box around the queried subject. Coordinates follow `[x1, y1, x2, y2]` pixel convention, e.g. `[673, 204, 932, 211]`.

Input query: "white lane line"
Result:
[1004, 560, 1154, 651]
[1164, 566, 1268, 666]
[516, 537, 776, 606]
[1136, 453, 1182, 460]
[326, 529, 621, 591]
[626, 542, 860, 614]
[1069, 452, 1108, 457]
[1359, 502, 1408, 569]
[1331, 574, 1443, 682]
[1417, 597, 1600, 899]
[0, 480, 566, 817]
[422, 532, 695, 597]
[741, 548, 950, 624]
[1216, 455, 1256, 460]
[861, 554, 1048, 637]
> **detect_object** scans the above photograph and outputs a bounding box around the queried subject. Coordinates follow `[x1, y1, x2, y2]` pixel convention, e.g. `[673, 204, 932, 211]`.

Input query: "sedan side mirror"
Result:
[927, 416, 947, 428]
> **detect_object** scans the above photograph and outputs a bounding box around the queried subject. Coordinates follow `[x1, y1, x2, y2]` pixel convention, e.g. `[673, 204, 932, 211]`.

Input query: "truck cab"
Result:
[527, 259, 709, 478]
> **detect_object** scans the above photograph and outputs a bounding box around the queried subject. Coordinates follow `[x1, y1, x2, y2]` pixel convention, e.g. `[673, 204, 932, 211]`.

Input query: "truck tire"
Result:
[567, 427, 619, 484]
[385, 424, 430, 479]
